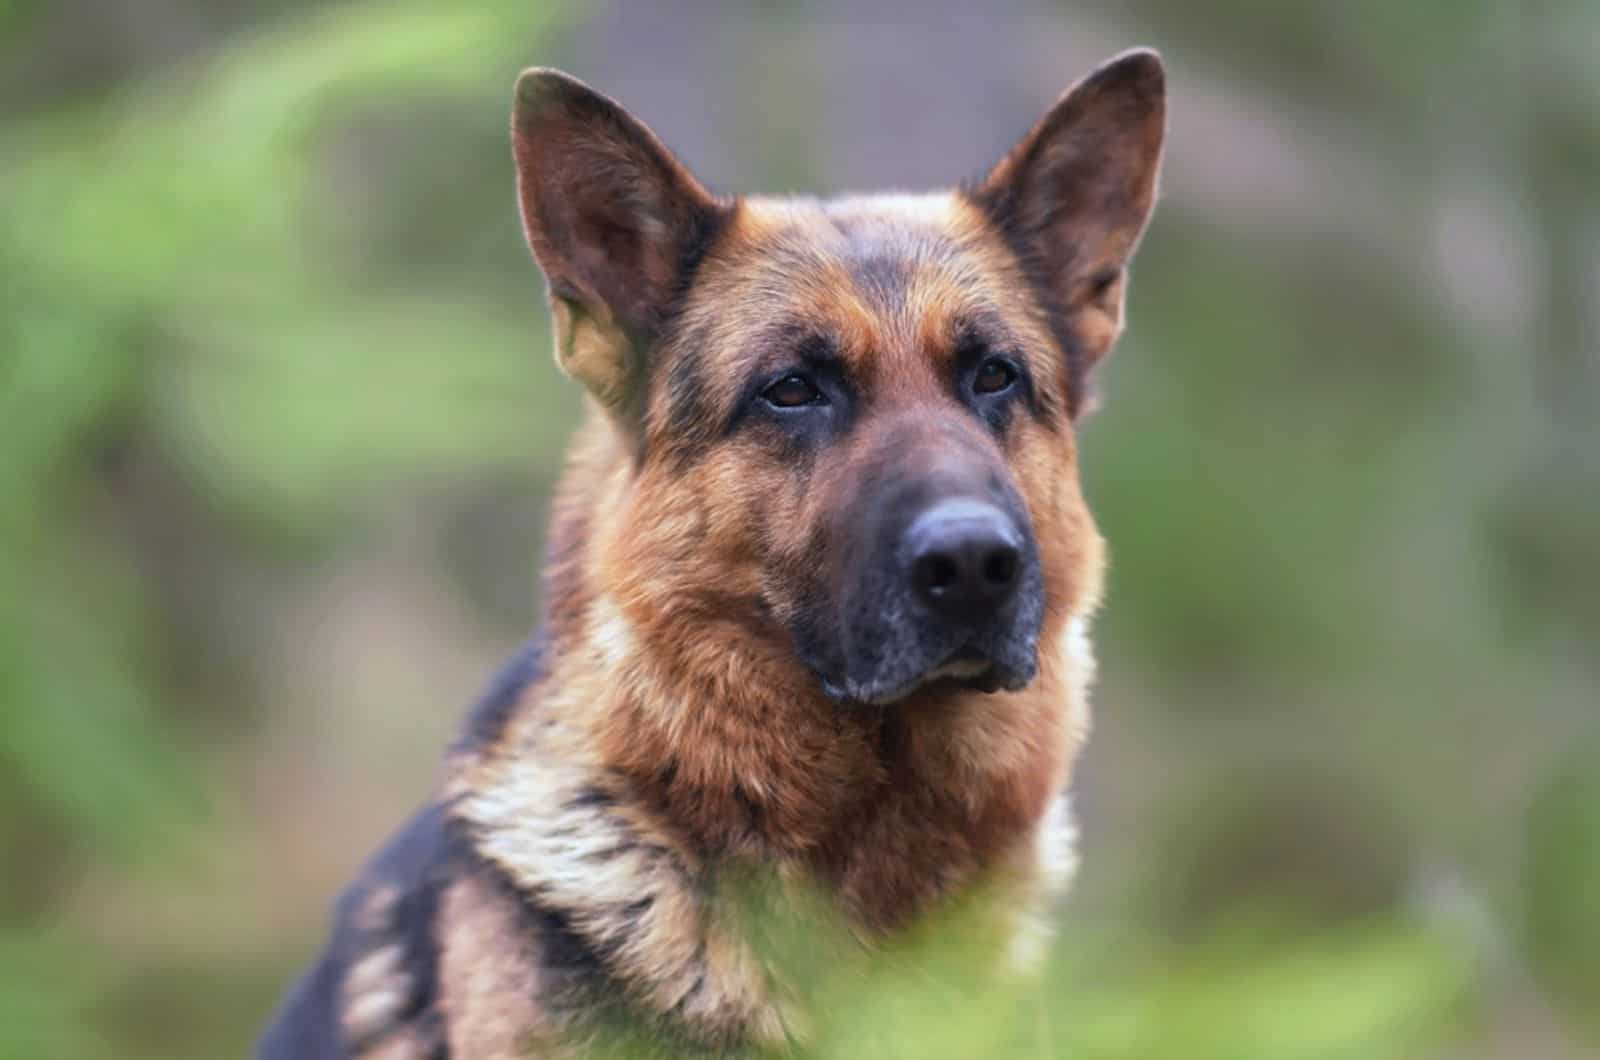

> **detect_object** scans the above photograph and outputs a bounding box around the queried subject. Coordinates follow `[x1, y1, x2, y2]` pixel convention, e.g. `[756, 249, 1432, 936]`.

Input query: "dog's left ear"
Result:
[512, 69, 727, 414]
[971, 49, 1166, 389]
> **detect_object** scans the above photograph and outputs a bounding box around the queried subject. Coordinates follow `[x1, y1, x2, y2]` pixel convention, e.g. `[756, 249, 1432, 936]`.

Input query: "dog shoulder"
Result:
[258, 802, 469, 1059]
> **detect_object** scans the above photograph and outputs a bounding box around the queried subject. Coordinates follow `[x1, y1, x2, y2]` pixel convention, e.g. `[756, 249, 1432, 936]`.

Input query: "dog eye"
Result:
[972, 358, 1018, 396]
[762, 373, 825, 409]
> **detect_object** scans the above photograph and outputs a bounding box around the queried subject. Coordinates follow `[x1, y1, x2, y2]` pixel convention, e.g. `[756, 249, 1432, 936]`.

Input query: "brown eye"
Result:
[762, 373, 824, 408]
[973, 358, 1018, 396]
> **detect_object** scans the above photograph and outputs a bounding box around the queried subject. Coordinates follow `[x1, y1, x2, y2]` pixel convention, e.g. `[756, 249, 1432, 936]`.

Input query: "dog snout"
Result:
[904, 498, 1024, 620]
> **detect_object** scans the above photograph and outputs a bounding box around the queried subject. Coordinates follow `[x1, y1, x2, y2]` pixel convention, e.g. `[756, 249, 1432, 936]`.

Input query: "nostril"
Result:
[918, 553, 960, 593]
[982, 548, 1018, 588]
[904, 498, 1027, 615]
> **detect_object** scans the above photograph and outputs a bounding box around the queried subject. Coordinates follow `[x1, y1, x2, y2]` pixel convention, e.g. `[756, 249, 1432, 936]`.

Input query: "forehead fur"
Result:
[648, 192, 1066, 447]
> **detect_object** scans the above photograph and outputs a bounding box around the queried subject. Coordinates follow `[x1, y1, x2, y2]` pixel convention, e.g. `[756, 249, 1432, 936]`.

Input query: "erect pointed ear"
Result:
[512, 69, 728, 413]
[970, 49, 1165, 406]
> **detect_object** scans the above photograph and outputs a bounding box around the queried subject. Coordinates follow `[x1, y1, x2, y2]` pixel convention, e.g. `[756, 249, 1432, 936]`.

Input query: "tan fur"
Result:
[451, 648, 793, 1048]
[423, 50, 1157, 1055]
[341, 944, 411, 1043]
[437, 874, 553, 1057]
[338, 885, 437, 1058]
[355, 1033, 435, 1060]
[441, 188, 1112, 1046]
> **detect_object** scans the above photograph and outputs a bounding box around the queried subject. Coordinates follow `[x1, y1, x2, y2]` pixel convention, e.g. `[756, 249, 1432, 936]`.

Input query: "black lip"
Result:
[794, 471, 1045, 710]
[957, 670, 1004, 694]
[820, 646, 1035, 707]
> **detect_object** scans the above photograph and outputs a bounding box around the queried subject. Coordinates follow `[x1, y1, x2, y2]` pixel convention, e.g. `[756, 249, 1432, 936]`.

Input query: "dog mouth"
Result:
[798, 502, 1047, 708]
[823, 643, 1025, 706]
[927, 645, 995, 682]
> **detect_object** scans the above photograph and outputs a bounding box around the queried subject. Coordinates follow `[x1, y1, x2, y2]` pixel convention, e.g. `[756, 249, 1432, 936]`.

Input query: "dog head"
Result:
[512, 52, 1164, 709]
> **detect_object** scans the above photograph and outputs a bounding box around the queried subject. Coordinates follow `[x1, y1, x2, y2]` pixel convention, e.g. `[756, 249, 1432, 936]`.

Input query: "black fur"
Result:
[453, 633, 549, 754]
[787, 421, 1044, 707]
[469, 847, 614, 1011]
[260, 649, 553, 1057]
[256, 804, 460, 1060]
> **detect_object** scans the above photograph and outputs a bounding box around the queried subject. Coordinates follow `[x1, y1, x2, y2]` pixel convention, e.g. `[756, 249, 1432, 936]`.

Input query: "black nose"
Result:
[905, 499, 1024, 618]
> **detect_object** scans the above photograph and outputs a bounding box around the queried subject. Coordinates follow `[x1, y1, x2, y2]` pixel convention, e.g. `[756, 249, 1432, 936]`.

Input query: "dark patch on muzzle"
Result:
[793, 459, 1044, 706]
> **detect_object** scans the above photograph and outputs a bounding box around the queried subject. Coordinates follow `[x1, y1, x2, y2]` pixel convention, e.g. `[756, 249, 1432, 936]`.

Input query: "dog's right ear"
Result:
[512, 70, 727, 413]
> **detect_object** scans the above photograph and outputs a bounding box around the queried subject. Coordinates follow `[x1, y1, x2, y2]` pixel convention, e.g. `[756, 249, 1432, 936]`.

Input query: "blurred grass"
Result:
[572, 876, 1475, 1060]
[1, 0, 1597, 1056]
[1, 1, 569, 1054]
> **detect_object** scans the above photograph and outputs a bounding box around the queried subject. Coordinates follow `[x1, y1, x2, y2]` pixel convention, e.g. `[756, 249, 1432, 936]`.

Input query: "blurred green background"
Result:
[3, 1, 1597, 1057]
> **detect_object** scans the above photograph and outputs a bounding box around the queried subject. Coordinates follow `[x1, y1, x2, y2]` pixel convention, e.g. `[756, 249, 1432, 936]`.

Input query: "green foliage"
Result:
[2, 0, 1596, 1057]
[573, 876, 1473, 1059]
[1523, 744, 1600, 1042]
[5, 0, 570, 532]
[1, 1, 569, 1054]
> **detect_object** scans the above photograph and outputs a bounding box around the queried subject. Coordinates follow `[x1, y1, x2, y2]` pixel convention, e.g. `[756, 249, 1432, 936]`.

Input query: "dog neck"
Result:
[450, 571, 1091, 927]
[441, 417, 1096, 1046]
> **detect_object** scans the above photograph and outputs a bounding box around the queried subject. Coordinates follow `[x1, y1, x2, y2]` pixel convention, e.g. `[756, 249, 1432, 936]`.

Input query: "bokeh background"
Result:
[3, 1, 1598, 1057]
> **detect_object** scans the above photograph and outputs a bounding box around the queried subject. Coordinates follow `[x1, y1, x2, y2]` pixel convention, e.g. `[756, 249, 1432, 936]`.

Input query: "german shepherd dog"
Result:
[259, 48, 1165, 1059]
